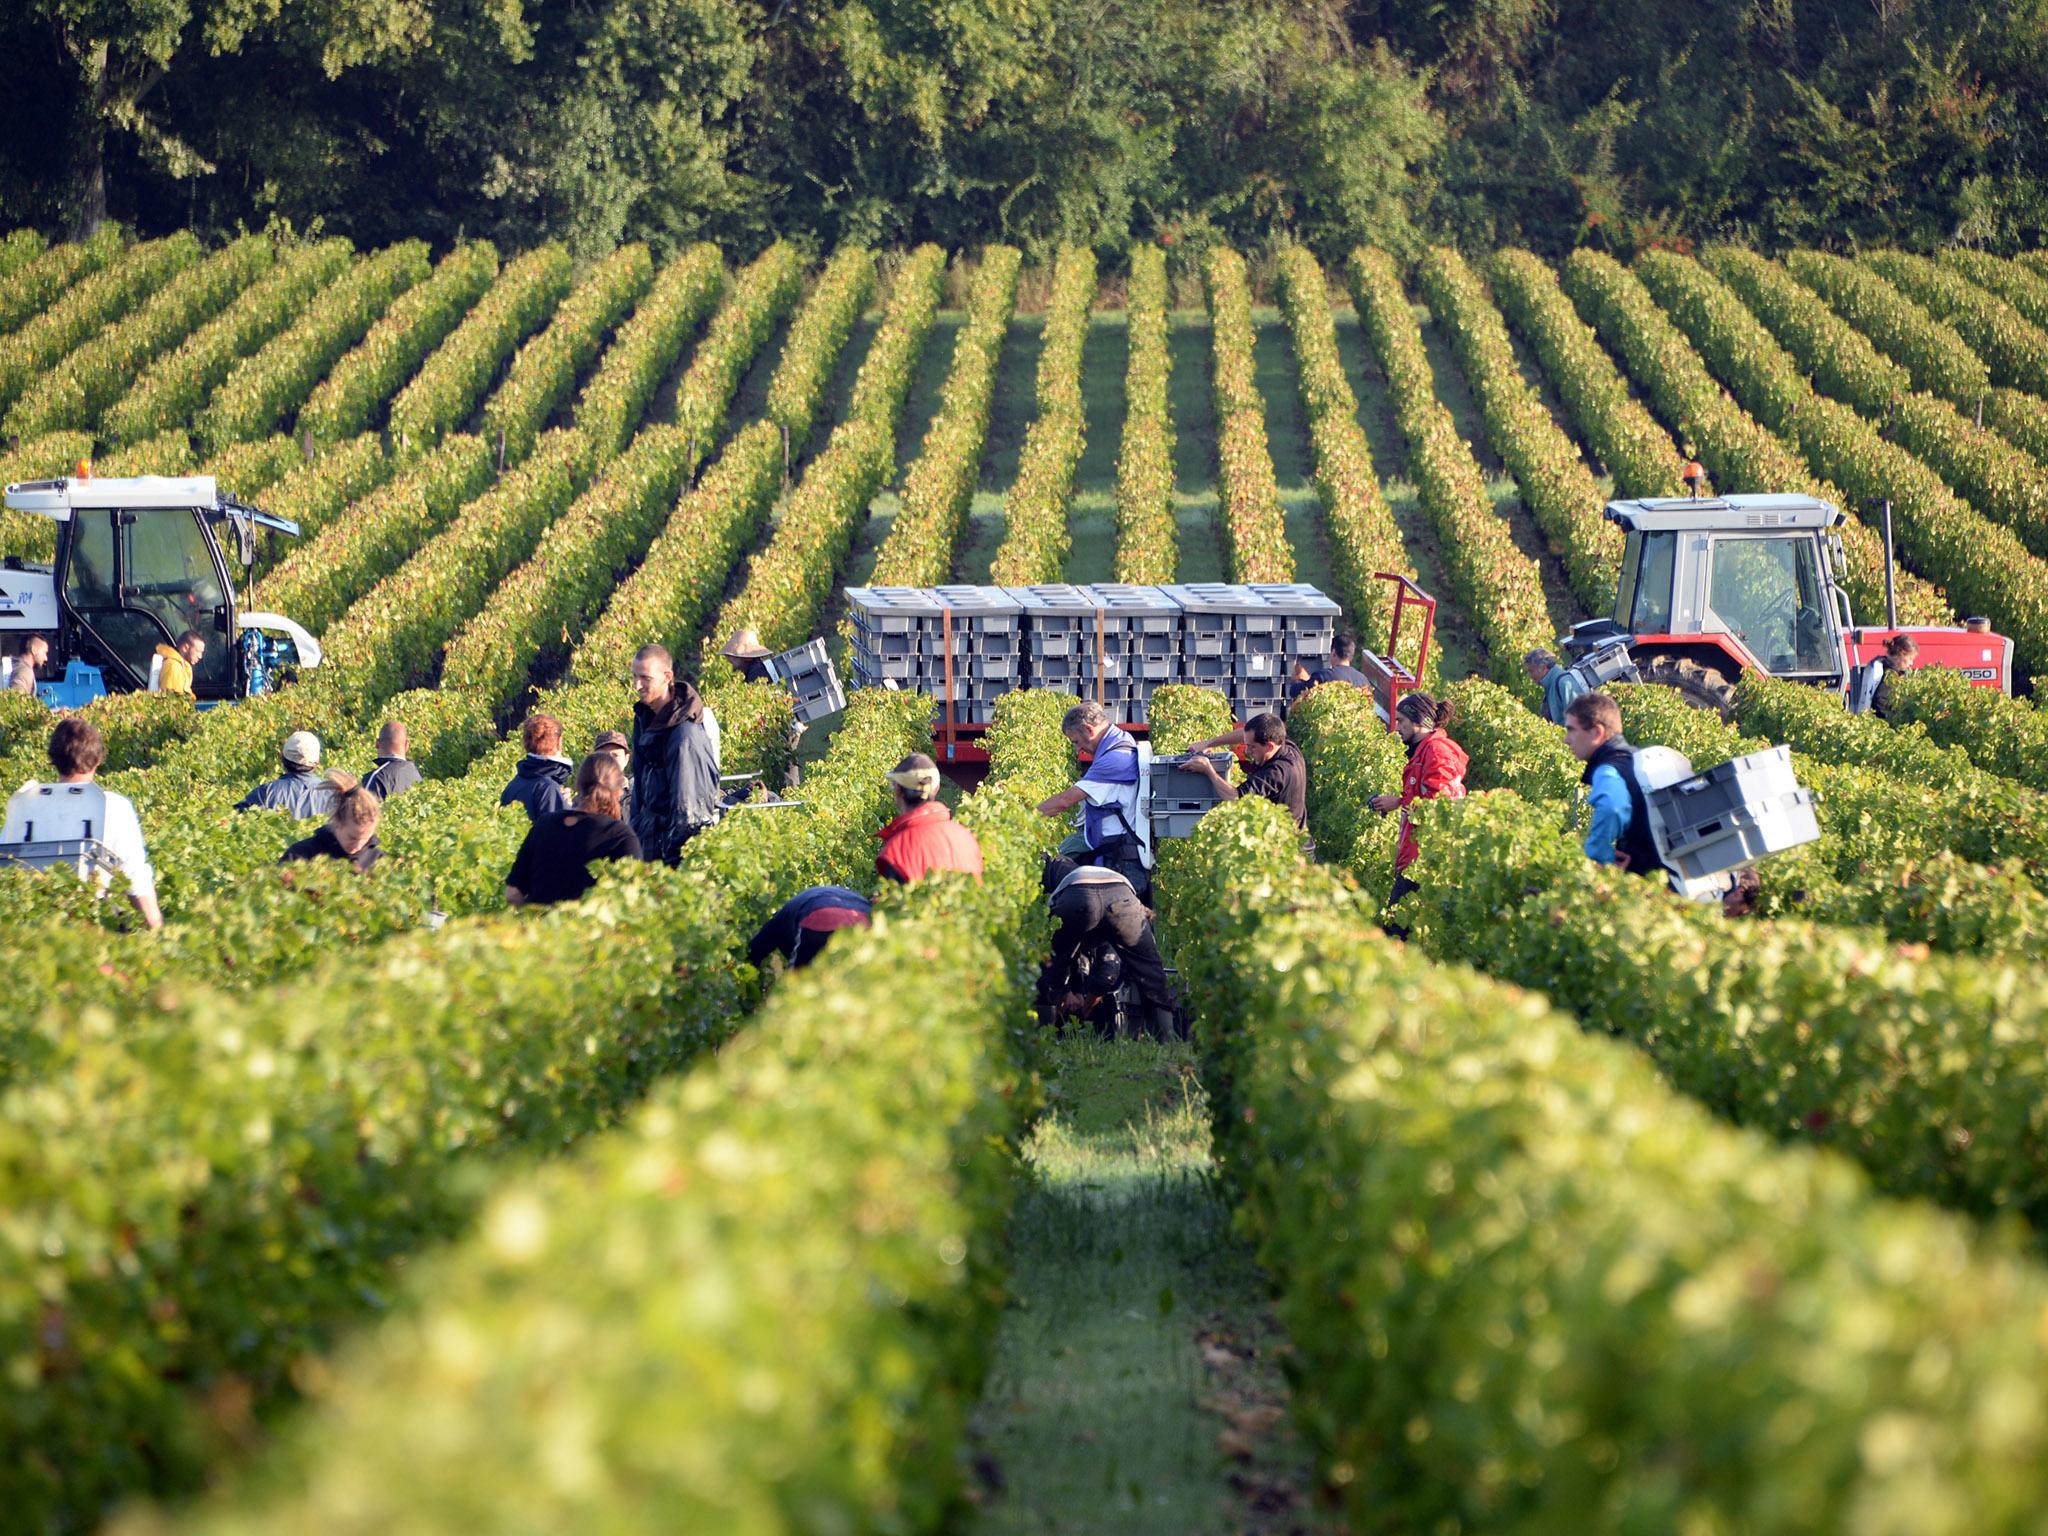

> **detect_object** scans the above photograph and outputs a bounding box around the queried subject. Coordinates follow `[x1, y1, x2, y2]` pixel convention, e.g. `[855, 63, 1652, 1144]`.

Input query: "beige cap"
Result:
[281, 730, 322, 768]
[721, 627, 771, 660]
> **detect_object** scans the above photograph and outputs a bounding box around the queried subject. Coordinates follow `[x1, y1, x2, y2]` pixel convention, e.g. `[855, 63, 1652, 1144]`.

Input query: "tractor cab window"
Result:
[1619, 530, 1676, 632]
[125, 509, 231, 690]
[1706, 535, 1834, 675]
[63, 510, 119, 611]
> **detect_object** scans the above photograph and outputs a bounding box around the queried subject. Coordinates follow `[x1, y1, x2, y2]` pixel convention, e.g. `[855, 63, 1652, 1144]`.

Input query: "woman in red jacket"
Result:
[1368, 691, 1468, 937]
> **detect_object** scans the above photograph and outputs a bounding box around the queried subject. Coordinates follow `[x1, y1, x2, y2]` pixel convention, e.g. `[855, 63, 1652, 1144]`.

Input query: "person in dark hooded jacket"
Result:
[501, 714, 573, 824]
[628, 644, 720, 864]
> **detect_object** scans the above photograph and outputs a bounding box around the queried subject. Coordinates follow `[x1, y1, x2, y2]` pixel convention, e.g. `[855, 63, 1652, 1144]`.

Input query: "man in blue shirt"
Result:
[1525, 647, 1585, 726]
[1035, 700, 1143, 870]
[1563, 691, 1664, 877]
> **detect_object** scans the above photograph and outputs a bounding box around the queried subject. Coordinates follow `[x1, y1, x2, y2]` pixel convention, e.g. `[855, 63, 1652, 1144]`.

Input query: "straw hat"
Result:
[721, 627, 771, 661]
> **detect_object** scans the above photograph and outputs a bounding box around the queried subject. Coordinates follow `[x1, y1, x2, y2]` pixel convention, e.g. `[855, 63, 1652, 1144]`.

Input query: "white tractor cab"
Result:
[1, 471, 319, 708]
[1557, 493, 2015, 714]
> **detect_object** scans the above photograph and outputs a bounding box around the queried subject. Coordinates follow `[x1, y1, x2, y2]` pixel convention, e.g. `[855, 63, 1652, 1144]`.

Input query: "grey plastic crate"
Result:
[1151, 807, 1219, 841]
[1249, 583, 1341, 625]
[844, 586, 947, 631]
[1151, 753, 1233, 812]
[930, 584, 1025, 631]
[1661, 791, 1821, 878]
[1089, 583, 1183, 632]
[1160, 583, 1258, 634]
[1649, 745, 1803, 849]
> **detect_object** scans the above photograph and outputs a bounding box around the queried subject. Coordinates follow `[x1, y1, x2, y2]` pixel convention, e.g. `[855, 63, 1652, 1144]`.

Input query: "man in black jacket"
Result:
[501, 714, 573, 824]
[364, 720, 423, 801]
[1038, 856, 1179, 1038]
[629, 643, 721, 864]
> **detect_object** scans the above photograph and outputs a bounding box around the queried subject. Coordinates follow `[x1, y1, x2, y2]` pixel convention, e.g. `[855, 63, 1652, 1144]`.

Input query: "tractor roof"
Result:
[3, 475, 220, 520]
[1603, 494, 1845, 533]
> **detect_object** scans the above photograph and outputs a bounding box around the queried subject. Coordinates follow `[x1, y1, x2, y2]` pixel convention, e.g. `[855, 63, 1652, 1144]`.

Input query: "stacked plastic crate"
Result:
[846, 581, 1343, 726]
[844, 584, 1023, 723]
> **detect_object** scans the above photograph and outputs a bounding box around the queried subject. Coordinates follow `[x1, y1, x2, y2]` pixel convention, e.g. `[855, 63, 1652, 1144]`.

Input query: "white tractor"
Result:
[1, 471, 319, 707]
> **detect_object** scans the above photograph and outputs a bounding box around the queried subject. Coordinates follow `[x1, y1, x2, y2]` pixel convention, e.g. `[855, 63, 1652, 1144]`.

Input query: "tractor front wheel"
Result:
[1639, 655, 1738, 720]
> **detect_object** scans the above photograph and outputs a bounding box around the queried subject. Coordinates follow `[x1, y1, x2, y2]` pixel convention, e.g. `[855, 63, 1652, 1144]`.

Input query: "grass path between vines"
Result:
[1251, 304, 1340, 601]
[1413, 304, 1588, 639]
[1062, 310, 1127, 585]
[968, 1035, 1331, 1536]
[1332, 305, 1484, 680]
[1167, 311, 1228, 583]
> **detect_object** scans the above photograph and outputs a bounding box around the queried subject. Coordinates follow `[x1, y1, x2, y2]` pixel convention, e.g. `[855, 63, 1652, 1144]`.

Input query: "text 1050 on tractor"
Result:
[1559, 493, 2015, 714]
[1, 470, 320, 707]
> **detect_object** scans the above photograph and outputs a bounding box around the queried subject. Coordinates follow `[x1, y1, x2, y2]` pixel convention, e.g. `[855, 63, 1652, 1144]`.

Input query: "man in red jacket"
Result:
[876, 754, 984, 884]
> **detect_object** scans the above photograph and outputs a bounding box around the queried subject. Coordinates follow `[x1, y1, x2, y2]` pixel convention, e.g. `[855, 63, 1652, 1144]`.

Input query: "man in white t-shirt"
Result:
[0, 717, 162, 929]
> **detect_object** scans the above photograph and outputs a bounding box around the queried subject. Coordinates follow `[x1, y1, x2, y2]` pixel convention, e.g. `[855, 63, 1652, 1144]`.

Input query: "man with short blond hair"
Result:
[629, 642, 720, 863]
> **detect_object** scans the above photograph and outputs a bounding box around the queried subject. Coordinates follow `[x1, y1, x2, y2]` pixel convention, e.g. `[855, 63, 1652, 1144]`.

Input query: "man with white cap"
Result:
[236, 729, 338, 818]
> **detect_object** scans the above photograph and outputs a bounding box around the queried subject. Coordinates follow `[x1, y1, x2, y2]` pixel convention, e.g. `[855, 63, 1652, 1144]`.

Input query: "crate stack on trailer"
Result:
[843, 581, 1342, 727]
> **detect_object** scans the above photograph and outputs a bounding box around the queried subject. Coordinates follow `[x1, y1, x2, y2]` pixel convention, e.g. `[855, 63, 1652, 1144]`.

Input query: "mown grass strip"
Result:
[1349, 246, 1548, 697]
[1420, 246, 1619, 614]
[870, 245, 1022, 587]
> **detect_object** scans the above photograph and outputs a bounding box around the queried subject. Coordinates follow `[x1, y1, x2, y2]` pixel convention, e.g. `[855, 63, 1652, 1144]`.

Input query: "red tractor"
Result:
[1558, 494, 2015, 713]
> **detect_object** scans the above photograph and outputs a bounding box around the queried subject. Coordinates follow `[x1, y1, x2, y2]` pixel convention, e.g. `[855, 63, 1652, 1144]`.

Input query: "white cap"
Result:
[281, 730, 322, 768]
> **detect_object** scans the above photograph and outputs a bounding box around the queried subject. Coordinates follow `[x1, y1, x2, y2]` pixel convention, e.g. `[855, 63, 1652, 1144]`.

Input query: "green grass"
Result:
[1063, 310, 1127, 585]
[1251, 304, 1339, 599]
[1166, 312, 1227, 583]
[956, 311, 1044, 583]
[1414, 302, 1588, 636]
[970, 1035, 1323, 1535]
[1331, 306, 1485, 680]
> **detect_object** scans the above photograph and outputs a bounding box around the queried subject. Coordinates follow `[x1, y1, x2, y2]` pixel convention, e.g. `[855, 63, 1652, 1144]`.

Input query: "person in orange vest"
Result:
[1680, 453, 1706, 497]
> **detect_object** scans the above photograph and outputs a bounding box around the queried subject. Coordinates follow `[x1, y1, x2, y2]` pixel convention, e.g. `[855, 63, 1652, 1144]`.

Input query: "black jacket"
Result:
[280, 823, 382, 873]
[365, 755, 423, 802]
[1582, 737, 1665, 878]
[501, 755, 573, 824]
[630, 686, 720, 863]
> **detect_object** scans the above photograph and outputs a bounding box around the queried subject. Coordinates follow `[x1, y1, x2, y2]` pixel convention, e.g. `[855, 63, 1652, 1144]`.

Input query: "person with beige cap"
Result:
[876, 753, 983, 884]
[719, 627, 776, 684]
[236, 729, 338, 818]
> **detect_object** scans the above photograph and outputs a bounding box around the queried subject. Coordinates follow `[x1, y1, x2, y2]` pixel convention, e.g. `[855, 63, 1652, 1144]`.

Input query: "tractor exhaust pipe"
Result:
[1881, 498, 1897, 629]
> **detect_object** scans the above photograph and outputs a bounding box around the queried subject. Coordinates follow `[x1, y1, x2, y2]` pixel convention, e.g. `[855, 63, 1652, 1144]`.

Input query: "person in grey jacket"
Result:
[1525, 648, 1586, 726]
[628, 644, 720, 865]
[237, 730, 338, 819]
[501, 714, 573, 824]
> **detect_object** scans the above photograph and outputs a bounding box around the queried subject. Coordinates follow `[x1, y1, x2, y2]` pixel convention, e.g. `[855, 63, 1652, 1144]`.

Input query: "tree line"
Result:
[2, 0, 2044, 266]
